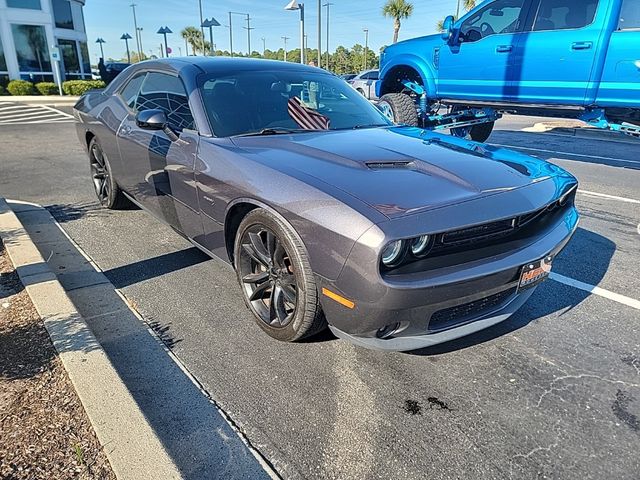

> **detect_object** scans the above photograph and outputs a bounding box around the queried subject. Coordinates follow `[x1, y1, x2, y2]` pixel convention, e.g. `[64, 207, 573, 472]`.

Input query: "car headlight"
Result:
[410, 235, 431, 257]
[381, 240, 405, 267]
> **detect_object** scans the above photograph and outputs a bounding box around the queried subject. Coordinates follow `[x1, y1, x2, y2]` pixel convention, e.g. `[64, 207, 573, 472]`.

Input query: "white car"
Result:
[348, 69, 379, 100]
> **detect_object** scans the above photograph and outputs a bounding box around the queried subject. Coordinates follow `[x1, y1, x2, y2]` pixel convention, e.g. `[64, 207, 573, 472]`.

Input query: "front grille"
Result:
[429, 287, 517, 332]
[429, 201, 566, 256]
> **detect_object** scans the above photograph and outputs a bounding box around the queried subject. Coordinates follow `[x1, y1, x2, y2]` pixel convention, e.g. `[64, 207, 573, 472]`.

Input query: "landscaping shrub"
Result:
[62, 80, 106, 96]
[7, 80, 35, 96]
[35, 82, 59, 95]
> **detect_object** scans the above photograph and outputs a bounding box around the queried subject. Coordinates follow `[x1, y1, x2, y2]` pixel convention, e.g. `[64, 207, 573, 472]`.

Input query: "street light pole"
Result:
[282, 36, 289, 61]
[138, 28, 144, 56]
[317, 0, 321, 66]
[323, 2, 333, 69]
[228, 12, 233, 56]
[120, 33, 133, 63]
[243, 15, 253, 55]
[198, 0, 205, 53]
[131, 3, 142, 58]
[261, 37, 266, 56]
[95, 38, 105, 59]
[202, 18, 220, 56]
[284, 1, 305, 64]
[363, 28, 369, 70]
[157, 27, 172, 57]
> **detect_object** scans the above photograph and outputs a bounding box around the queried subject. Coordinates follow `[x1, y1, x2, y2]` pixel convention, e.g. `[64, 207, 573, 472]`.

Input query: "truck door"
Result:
[511, 0, 602, 104]
[595, 0, 640, 108]
[437, 0, 529, 101]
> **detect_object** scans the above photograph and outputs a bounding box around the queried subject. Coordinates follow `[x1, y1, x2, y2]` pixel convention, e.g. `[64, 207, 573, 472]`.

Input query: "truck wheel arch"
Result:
[378, 56, 436, 98]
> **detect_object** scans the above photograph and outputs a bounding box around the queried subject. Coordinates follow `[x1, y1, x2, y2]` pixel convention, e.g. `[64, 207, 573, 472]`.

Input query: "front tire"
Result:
[89, 137, 129, 209]
[378, 93, 419, 126]
[234, 208, 326, 342]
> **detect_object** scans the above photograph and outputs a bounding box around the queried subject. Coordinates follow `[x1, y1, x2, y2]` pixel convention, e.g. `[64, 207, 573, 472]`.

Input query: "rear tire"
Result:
[88, 137, 129, 209]
[378, 93, 419, 126]
[234, 208, 326, 342]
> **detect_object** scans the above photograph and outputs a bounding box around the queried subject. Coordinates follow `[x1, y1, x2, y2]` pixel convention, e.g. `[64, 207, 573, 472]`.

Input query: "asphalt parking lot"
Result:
[1, 101, 639, 479]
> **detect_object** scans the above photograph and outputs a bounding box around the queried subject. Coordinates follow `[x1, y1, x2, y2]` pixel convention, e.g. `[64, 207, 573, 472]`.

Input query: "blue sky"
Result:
[85, 0, 458, 61]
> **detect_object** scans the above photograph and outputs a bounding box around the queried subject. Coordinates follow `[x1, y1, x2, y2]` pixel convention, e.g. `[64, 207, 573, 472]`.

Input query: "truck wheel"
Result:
[378, 93, 419, 126]
[451, 121, 495, 143]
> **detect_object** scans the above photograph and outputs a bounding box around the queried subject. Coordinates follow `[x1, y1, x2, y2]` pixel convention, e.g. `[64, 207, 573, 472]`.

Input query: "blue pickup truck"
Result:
[376, 0, 640, 141]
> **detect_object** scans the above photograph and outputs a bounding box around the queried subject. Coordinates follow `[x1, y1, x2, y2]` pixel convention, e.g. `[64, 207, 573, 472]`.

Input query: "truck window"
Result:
[618, 0, 640, 30]
[460, 0, 525, 43]
[532, 0, 599, 31]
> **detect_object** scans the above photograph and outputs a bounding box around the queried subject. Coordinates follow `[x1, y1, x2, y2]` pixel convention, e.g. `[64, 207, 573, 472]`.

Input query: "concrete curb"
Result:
[0, 197, 182, 479]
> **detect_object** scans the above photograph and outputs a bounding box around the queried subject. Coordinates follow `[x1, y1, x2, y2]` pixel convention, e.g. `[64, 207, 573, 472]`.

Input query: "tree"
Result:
[438, 0, 477, 31]
[382, 0, 414, 44]
[181, 26, 205, 55]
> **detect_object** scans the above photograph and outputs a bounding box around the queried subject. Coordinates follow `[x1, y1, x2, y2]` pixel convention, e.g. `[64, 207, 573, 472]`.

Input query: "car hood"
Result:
[230, 127, 571, 219]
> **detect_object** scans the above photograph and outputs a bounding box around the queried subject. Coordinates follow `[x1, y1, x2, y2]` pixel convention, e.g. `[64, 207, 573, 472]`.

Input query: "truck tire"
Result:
[451, 121, 495, 142]
[378, 93, 419, 126]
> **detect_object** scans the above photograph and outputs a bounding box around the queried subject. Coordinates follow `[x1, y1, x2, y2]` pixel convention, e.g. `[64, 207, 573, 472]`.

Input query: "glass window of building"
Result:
[11, 24, 52, 73]
[59, 39, 81, 78]
[0, 36, 8, 72]
[53, 0, 75, 30]
[6, 0, 42, 9]
[80, 42, 91, 76]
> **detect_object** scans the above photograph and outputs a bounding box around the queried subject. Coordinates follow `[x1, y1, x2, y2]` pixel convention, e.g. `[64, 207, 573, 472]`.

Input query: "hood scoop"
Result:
[365, 160, 414, 170]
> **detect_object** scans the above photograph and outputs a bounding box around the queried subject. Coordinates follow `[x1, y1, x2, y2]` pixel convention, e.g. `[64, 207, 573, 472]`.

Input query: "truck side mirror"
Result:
[441, 15, 455, 42]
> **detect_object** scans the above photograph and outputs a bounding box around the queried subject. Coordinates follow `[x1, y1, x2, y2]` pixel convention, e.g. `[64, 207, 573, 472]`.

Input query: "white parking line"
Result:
[40, 104, 75, 119]
[491, 143, 640, 165]
[0, 104, 73, 125]
[550, 273, 640, 310]
[577, 190, 640, 204]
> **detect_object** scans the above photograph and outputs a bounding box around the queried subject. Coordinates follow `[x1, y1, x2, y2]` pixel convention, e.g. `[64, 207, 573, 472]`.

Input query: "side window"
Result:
[135, 72, 196, 131]
[618, 0, 640, 30]
[532, 0, 599, 32]
[119, 73, 145, 110]
[460, 0, 525, 42]
[370, 71, 379, 80]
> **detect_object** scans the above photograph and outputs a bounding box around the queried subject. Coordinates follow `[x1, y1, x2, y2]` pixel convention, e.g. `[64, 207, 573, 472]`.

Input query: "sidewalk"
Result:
[0, 198, 276, 480]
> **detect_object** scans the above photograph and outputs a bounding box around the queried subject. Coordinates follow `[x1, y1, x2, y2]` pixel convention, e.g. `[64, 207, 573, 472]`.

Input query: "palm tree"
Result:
[181, 26, 203, 55]
[382, 0, 414, 44]
[437, 0, 477, 32]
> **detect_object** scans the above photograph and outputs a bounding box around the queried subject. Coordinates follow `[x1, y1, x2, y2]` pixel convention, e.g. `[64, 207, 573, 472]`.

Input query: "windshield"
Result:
[199, 70, 391, 137]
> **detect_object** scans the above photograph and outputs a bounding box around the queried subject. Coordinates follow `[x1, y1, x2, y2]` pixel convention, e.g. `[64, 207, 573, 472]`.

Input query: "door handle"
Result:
[571, 41, 593, 50]
[496, 45, 513, 53]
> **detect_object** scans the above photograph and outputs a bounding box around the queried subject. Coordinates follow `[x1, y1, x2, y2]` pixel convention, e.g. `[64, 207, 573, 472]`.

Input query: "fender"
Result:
[377, 53, 437, 98]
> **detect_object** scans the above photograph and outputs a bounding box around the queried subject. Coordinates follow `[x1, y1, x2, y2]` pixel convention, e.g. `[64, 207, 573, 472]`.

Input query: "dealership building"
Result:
[0, 0, 90, 84]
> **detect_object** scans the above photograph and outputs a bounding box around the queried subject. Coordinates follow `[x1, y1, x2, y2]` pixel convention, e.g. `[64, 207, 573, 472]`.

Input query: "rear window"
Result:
[618, 0, 640, 30]
[532, 0, 598, 31]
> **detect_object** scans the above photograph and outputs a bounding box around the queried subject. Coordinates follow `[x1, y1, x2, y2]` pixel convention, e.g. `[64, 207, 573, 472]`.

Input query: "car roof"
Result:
[135, 56, 327, 75]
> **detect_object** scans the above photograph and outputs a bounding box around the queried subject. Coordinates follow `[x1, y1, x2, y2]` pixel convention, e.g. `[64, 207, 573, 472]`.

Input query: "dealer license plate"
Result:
[518, 255, 554, 290]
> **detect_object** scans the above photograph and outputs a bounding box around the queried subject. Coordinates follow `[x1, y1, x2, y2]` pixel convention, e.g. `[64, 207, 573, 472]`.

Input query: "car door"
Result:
[116, 71, 203, 239]
[438, 0, 530, 101]
[510, 0, 602, 104]
[595, 0, 640, 108]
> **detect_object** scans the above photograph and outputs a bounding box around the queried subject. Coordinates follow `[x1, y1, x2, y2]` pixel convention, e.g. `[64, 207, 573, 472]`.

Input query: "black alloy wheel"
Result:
[239, 225, 299, 328]
[234, 208, 326, 342]
[88, 137, 128, 209]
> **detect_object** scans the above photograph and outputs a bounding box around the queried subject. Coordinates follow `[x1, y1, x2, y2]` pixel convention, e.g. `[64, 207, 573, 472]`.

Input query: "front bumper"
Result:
[318, 205, 578, 352]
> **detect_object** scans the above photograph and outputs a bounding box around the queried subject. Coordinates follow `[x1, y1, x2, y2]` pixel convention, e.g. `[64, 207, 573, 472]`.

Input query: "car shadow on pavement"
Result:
[103, 247, 210, 289]
[406, 227, 615, 356]
[489, 130, 640, 170]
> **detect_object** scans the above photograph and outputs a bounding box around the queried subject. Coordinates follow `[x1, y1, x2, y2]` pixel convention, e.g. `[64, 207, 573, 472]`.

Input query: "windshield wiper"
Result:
[332, 124, 390, 131]
[234, 127, 319, 137]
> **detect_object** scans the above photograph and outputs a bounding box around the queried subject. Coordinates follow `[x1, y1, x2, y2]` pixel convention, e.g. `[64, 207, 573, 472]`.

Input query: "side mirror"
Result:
[441, 15, 455, 41]
[136, 109, 168, 130]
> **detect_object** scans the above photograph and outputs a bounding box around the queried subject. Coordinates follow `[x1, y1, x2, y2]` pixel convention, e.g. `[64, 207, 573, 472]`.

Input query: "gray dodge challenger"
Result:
[73, 57, 579, 351]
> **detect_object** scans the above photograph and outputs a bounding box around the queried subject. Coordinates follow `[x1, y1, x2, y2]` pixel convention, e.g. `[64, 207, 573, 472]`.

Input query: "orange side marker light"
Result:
[322, 288, 355, 309]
